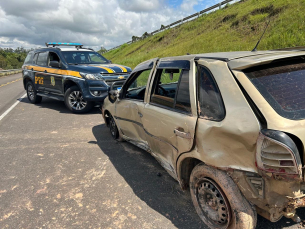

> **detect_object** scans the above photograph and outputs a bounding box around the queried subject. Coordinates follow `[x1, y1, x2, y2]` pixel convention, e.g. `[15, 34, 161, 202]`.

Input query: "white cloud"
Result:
[117, 0, 162, 12]
[0, 0, 219, 50]
[180, 0, 198, 12]
[1, 0, 60, 18]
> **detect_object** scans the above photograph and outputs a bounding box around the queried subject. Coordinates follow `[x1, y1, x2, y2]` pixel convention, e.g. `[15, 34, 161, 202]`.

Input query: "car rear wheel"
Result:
[190, 163, 257, 229]
[64, 86, 93, 114]
[26, 81, 42, 104]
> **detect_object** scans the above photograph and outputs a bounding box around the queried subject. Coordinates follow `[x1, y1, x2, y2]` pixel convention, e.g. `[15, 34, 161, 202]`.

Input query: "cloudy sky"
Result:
[0, 0, 222, 51]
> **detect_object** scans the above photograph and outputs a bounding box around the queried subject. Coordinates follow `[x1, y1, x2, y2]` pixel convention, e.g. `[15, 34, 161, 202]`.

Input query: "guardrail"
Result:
[0, 69, 22, 77]
[103, 0, 238, 53]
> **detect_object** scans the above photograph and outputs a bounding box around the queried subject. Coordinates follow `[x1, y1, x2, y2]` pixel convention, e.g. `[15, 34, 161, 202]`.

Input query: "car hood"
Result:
[68, 64, 132, 74]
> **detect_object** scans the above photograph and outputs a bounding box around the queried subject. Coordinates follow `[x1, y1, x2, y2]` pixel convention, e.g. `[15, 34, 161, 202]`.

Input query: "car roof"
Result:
[157, 50, 305, 70]
[221, 50, 305, 70]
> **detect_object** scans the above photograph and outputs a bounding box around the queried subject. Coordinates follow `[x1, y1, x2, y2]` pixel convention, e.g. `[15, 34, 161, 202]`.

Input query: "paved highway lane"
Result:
[0, 73, 23, 86]
[0, 78, 304, 228]
[0, 73, 25, 118]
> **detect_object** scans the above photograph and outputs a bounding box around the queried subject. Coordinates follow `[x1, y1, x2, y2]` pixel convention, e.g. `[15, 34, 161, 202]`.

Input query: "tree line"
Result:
[0, 47, 30, 70]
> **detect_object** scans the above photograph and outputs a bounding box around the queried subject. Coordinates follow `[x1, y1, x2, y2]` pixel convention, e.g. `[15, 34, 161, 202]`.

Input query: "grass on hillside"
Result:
[103, 0, 305, 69]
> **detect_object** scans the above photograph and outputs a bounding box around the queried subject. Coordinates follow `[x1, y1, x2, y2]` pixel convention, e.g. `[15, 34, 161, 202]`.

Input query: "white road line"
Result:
[0, 93, 27, 121]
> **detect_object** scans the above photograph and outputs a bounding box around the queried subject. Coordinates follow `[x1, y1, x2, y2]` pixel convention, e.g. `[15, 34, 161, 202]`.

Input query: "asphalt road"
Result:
[0, 73, 25, 116]
[0, 73, 304, 228]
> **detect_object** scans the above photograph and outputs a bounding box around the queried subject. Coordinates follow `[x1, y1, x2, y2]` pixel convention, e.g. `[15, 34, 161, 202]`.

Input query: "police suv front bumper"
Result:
[79, 79, 109, 102]
[80, 78, 126, 102]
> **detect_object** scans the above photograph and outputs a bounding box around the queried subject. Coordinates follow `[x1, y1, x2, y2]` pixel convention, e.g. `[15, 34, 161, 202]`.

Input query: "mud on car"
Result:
[102, 50, 305, 228]
[22, 42, 131, 113]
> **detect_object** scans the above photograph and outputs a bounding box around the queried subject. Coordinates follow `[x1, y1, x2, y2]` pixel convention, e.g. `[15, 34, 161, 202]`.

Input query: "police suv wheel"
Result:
[26, 81, 42, 104]
[190, 163, 257, 229]
[64, 86, 93, 114]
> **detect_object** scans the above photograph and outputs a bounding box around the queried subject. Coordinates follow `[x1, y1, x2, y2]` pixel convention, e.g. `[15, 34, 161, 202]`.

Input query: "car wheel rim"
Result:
[27, 84, 35, 101]
[109, 116, 117, 138]
[196, 178, 231, 229]
[68, 91, 87, 110]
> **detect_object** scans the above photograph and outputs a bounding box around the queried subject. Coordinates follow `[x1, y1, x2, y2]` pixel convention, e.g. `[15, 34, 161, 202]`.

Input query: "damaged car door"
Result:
[114, 59, 158, 149]
[140, 58, 197, 178]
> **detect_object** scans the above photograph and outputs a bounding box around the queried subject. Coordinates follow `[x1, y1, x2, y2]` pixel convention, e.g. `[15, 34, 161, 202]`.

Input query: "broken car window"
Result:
[150, 68, 191, 113]
[175, 70, 191, 113]
[244, 57, 305, 120]
[150, 68, 180, 109]
[198, 65, 225, 121]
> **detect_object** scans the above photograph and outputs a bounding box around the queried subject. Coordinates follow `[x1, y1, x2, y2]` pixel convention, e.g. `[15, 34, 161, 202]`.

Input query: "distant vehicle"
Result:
[102, 50, 305, 228]
[22, 42, 131, 113]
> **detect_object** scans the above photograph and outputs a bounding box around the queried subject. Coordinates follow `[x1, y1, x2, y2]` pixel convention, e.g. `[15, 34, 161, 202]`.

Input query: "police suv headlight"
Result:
[80, 72, 104, 80]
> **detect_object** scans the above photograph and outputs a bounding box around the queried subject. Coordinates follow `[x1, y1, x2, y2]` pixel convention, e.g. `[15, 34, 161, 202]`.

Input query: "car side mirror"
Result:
[109, 60, 112, 64]
[108, 89, 118, 103]
[50, 60, 61, 68]
[108, 81, 125, 103]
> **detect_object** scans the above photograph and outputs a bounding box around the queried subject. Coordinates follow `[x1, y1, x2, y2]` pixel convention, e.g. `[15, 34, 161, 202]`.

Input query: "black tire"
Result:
[26, 81, 42, 104]
[190, 163, 257, 229]
[64, 86, 93, 114]
[108, 113, 124, 141]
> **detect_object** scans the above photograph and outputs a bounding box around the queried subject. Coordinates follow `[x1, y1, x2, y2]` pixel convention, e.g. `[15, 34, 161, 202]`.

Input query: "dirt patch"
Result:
[241, 15, 249, 22]
[157, 36, 164, 42]
[231, 6, 283, 28]
[269, 7, 283, 17]
[251, 5, 274, 15]
[231, 15, 248, 28]
[251, 5, 283, 17]
[231, 20, 239, 27]
[221, 14, 237, 23]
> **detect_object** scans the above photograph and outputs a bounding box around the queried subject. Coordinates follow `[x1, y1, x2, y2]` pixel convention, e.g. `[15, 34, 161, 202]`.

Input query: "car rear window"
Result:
[244, 57, 305, 120]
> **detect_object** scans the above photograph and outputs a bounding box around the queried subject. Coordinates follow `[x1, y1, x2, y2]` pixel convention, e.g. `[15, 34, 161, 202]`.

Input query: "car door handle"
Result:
[138, 112, 143, 118]
[174, 128, 191, 139]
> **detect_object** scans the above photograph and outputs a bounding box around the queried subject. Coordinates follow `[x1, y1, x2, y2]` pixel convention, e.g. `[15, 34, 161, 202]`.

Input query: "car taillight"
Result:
[256, 129, 302, 175]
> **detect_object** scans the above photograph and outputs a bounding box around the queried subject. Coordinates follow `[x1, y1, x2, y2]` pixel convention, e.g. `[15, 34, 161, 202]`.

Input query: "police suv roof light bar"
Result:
[45, 42, 83, 48]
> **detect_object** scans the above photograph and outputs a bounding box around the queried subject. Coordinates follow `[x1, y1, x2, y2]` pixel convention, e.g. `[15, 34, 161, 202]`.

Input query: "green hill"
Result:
[103, 0, 305, 69]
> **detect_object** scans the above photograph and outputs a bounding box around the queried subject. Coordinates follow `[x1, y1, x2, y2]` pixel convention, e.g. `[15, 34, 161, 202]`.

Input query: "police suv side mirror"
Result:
[50, 60, 61, 68]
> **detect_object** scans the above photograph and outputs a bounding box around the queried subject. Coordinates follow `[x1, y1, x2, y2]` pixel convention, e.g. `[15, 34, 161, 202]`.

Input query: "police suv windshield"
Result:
[244, 56, 305, 120]
[62, 51, 110, 65]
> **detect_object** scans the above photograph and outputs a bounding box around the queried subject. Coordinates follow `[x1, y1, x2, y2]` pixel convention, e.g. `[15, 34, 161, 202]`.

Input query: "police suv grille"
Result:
[100, 72, 129, 76]
[105, 79, 125, 83]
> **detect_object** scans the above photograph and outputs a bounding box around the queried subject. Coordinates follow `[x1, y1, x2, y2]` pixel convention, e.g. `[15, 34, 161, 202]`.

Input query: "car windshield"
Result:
[62, 51, 110, 65]
[243, 57, 305, 120]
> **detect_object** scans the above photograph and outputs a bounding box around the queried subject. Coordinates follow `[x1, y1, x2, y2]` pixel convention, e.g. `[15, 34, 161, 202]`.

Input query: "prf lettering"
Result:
[35, 76, 43, 84]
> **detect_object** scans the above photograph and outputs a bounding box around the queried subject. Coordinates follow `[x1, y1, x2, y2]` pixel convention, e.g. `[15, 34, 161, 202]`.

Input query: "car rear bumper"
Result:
[286, 194, 305, 212]
[228, 169, 305, 222]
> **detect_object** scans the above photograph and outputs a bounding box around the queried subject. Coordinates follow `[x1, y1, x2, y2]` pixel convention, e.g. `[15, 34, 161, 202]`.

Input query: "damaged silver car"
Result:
[102, 49, 305, 228]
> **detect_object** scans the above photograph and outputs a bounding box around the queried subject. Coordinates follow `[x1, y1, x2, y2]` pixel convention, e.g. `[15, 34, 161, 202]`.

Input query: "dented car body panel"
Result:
[233, 69, 305, 164]
[102, 50, 305, 224]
